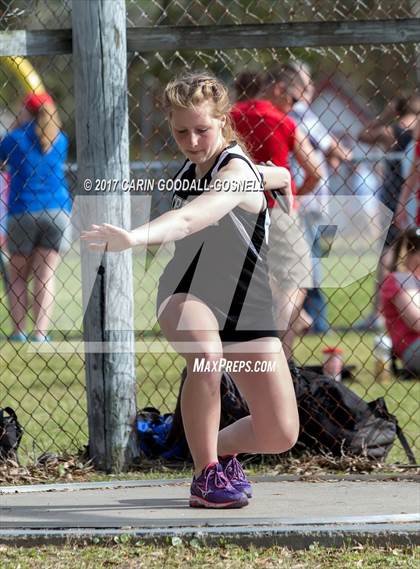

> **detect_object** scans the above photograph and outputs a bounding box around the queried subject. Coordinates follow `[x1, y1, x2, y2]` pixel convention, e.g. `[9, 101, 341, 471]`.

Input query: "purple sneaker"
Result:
[189, 462, 248, 508]
[220, 455, 252, 498]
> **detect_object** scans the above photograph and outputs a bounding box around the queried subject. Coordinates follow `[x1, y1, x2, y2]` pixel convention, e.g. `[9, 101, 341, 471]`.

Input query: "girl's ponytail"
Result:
[35, 101, 61, 153]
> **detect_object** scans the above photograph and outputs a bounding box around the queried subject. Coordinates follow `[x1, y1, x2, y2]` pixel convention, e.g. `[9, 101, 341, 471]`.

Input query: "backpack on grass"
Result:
[289, 364, 415, 463]
[0, 407, 23, 463]
[136, 406, 189, 461]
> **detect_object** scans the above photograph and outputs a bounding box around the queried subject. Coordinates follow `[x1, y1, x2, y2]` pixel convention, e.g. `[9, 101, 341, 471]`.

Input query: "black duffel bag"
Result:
[289, 364, 415, 463]
[0, 407, 23, 463]
[166, 365, 416, 464]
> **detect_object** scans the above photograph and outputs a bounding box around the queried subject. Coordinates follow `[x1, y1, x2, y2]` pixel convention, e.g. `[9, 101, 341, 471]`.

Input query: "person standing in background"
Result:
[231, 65, 321, 360]
[286, 60, 351, 334]
[357, 93, 420, 330]
[0, 92, 71, 342]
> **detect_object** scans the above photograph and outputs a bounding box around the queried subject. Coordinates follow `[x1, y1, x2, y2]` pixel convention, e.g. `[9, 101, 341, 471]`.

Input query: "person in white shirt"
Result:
[286, 60, 350, 333]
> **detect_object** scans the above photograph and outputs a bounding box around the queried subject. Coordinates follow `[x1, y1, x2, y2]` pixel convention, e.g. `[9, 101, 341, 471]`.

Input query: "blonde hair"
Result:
[163, 72, 237, 145]
[28, 101, 62, 153]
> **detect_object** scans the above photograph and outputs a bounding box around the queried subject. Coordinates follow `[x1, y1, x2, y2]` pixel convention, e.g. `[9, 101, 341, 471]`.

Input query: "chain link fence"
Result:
[0, 1, 419, 467]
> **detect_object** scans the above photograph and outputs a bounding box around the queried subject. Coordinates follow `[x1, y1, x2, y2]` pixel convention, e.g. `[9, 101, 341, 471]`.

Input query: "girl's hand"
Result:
[264, 161, 293, 214]
[274, 179, 293, 215]
[80, 223, 135, 252]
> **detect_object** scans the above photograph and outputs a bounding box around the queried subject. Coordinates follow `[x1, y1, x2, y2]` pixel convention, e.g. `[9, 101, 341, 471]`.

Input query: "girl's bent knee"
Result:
[259, 439, 297, 454]
[283, 421, 300, 450]
[280, 429, 299, 453]
[257, 423, 300, 454]
[185, 349, 224, 370]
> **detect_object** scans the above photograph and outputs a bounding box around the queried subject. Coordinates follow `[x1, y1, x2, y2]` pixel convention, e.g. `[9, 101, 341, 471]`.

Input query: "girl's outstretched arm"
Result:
[81, 160, 256, 251]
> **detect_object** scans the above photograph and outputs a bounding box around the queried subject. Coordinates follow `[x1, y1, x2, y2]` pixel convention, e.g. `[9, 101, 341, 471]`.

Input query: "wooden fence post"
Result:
[72, 0, 138, 472]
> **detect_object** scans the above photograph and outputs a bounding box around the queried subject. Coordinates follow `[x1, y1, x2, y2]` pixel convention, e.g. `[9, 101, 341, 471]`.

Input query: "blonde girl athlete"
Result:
[82, 73, 299, 509]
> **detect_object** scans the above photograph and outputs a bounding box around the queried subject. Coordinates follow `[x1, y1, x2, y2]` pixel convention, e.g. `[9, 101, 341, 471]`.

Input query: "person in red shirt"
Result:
[380, 227, 420, 375]
[231, 66, 321, 360]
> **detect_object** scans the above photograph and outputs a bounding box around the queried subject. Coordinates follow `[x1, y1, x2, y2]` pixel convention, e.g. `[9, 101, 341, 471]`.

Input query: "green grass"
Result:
[0, 543, 418, 569]
[0, 248, 419, 465]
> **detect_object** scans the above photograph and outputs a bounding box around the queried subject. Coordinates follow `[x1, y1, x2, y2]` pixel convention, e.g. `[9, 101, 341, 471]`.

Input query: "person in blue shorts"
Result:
[0, 92, 71, 341]
[82, 73, 299, 509]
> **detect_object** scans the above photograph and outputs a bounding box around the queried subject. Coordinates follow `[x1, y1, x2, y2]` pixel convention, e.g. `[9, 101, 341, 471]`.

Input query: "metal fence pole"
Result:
[72, 0, 138, 472]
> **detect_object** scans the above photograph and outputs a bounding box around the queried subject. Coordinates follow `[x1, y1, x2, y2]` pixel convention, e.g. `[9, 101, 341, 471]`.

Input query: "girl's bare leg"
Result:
[32, 247, 60, 337]
[159, 294, 223, 476]
[8, 253, 31, 334]
[218, 337, 299, 455]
